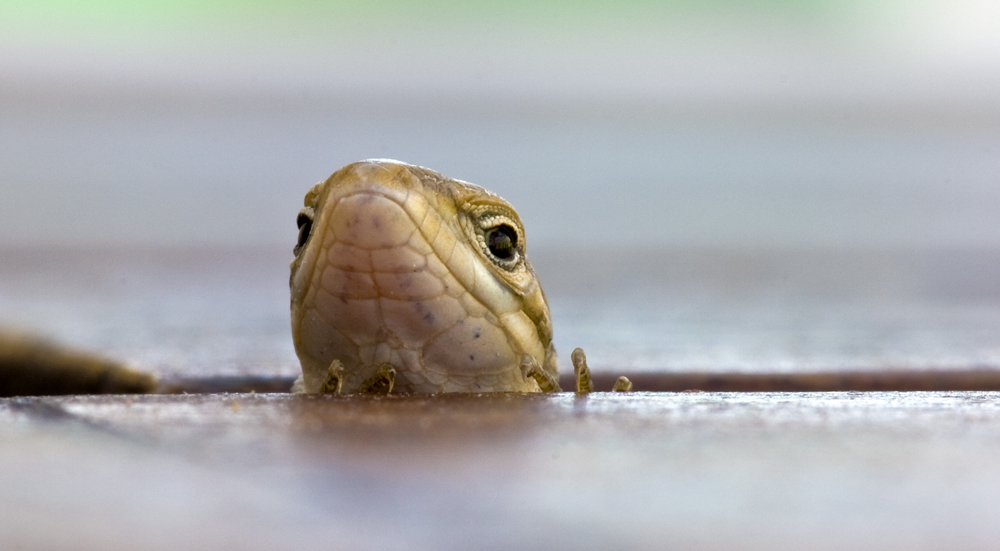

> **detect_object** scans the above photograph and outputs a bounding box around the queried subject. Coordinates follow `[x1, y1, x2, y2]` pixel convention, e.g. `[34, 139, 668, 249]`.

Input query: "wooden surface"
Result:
[3, 391, 1000, 550]
[155, 370, 1000, 395]
[566, 370, 1000, 392]
[4, 248, 1000, 549]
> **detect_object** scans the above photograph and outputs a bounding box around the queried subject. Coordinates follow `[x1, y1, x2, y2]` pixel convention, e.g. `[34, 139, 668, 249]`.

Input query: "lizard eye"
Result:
[477, 215, 522, 270]
[294, 207, 314, 256]
[486, 225, 517, 260]
[466, 205, 527, 277]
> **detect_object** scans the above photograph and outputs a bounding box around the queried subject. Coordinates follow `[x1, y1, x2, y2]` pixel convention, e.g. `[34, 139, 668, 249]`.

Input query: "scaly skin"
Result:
[289, 160, 558, 393]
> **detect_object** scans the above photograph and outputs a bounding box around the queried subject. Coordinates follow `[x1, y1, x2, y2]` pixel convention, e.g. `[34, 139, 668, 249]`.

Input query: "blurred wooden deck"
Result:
[3, 391, 1000, 550]
[4, 247, 1000, 549]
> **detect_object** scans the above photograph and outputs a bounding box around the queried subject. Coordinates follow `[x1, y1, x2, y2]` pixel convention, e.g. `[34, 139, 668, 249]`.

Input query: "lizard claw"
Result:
[571, 348, 595, 394]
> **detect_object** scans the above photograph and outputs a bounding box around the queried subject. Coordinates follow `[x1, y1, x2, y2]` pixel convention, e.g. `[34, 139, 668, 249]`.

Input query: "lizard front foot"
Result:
[521, 355, 561, 392]
[321, 359, 344, 394]
[359, 364, 396, 394]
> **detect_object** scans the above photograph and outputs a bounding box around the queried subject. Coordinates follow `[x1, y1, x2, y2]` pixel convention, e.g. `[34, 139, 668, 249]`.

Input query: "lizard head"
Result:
[290, 159, 556, 393]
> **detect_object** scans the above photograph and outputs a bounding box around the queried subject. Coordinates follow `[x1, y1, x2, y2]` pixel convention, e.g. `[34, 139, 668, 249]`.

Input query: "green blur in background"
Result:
[4, 0, 996, 102]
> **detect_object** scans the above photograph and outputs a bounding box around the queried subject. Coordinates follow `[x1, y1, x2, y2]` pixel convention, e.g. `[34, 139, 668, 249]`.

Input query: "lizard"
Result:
[289, 159, 624, 394]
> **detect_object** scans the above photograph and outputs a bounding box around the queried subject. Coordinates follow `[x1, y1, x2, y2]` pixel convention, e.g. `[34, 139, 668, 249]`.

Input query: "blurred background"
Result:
[2, 0, 1000, 376]
[2, 0, 1000, 248]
